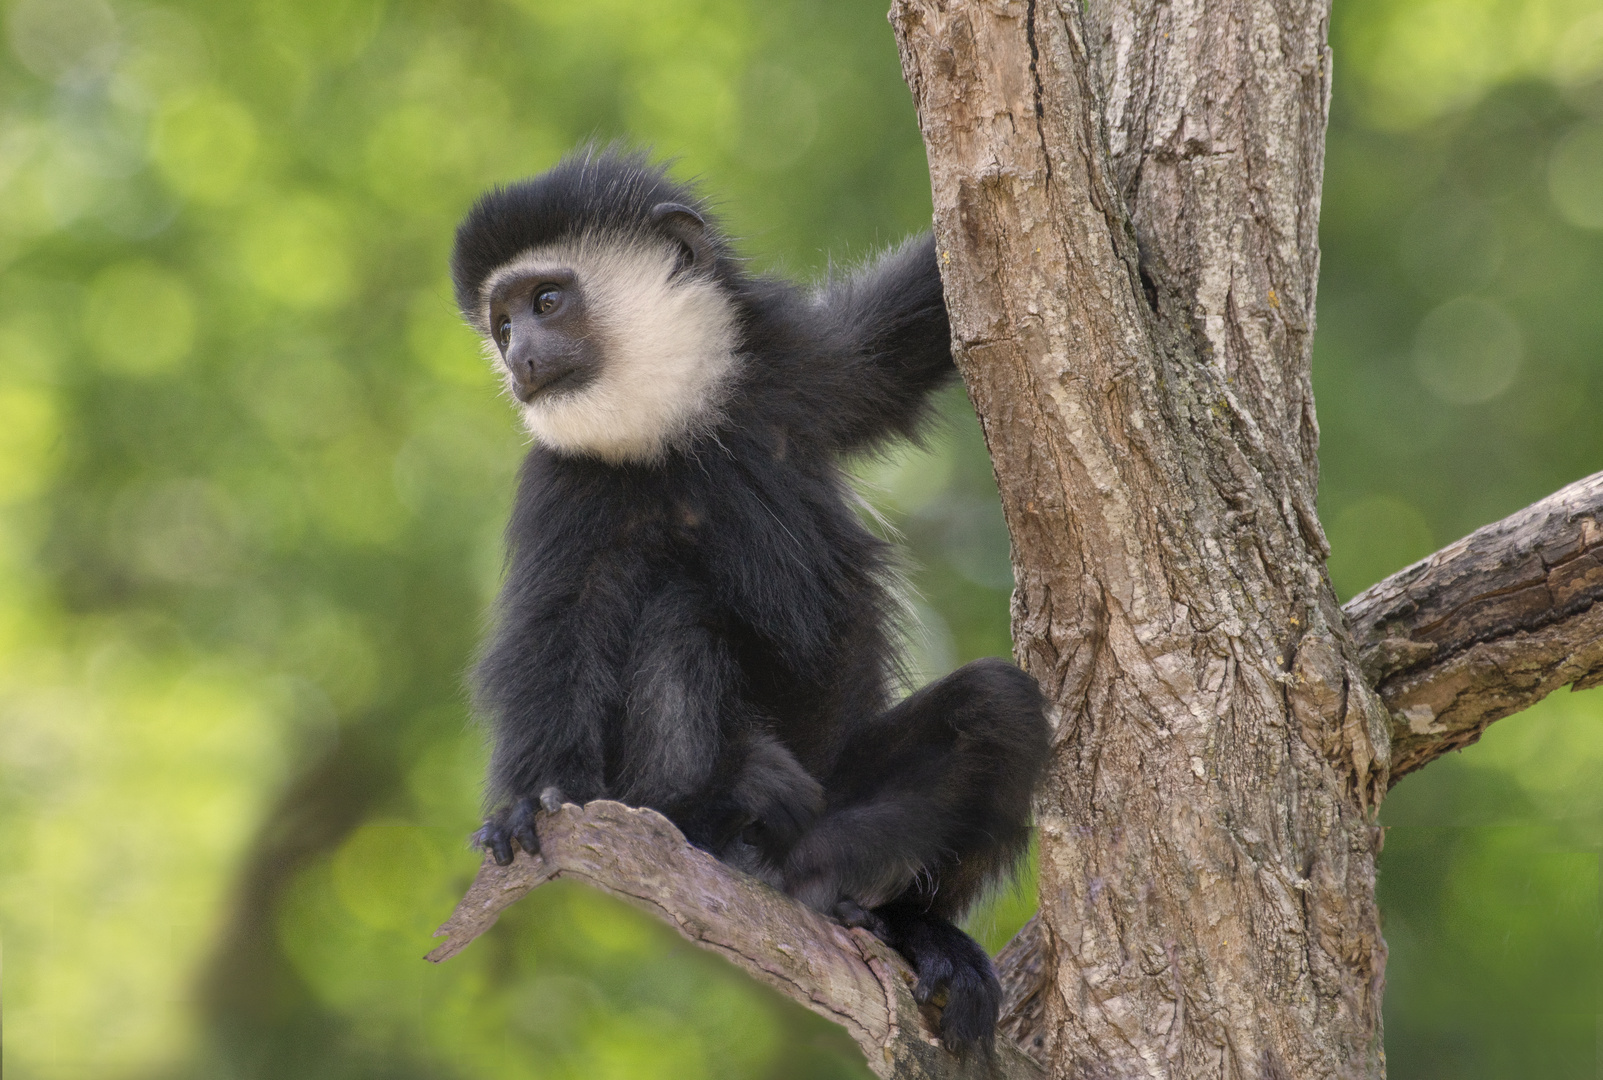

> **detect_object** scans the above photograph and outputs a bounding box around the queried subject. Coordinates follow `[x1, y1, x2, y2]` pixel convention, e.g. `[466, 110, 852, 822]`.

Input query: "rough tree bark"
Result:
[430, 2, 1603, 1076]
[891, 0, 1394, 1076]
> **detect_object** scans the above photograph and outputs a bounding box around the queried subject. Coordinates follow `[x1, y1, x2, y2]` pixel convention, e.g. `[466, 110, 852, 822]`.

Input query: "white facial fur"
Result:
[478, 233, 739, 464]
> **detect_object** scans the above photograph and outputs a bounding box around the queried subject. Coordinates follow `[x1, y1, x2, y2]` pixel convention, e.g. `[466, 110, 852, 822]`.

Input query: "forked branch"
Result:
[427, 800, 1045, 1080]
[1344, 470, 1603, 779]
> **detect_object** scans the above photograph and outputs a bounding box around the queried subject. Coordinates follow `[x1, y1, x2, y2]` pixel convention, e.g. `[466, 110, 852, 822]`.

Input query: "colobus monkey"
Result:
[454, 149, 1049, 1051]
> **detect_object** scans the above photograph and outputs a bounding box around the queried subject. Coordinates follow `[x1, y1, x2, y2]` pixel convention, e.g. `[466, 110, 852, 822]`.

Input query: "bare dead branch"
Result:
[427, 800, 1044, 1080]
[1344, 470, 1603, 780]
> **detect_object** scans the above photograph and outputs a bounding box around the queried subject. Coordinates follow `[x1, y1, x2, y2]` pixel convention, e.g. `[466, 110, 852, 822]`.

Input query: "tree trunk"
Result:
[892, 1, 1390, 1075]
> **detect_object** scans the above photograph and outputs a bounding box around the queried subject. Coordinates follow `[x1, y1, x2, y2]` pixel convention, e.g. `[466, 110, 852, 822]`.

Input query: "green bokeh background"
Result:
[1, 0, 1600, 1076]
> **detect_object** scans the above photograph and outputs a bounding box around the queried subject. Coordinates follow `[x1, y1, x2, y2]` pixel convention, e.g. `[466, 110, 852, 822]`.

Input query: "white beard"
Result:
[478, 235, 739, 464]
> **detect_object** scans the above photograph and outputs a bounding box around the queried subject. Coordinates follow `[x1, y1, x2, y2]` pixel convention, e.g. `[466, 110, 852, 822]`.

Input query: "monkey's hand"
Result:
[471, 786, 569, 865]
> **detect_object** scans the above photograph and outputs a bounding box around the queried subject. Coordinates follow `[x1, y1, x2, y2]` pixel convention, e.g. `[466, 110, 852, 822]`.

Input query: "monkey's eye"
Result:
[496, 317, 512, 349]
[533, 286, 561, 316]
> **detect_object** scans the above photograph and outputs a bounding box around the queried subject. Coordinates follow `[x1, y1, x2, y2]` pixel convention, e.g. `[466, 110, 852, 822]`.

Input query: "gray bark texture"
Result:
[429, 2, 1603, 1075]
[984, 467, 1603, 1067]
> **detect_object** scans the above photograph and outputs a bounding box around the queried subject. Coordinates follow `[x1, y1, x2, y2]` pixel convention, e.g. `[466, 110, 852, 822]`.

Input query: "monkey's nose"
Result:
[508, 354, 584, 402]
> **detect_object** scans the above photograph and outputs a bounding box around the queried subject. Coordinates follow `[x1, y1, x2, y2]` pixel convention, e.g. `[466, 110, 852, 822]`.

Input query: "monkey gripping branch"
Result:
[428, 0, 1603, 1075]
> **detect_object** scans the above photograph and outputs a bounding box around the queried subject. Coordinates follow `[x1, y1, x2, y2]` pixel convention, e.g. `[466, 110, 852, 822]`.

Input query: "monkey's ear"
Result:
[652, 201, 713, 275]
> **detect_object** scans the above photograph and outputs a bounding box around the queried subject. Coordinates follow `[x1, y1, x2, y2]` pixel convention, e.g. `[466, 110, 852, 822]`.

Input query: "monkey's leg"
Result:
[786, 657, 1048, 912]
[783, 658, 1049, 1049]
[670, 730, 824, 862]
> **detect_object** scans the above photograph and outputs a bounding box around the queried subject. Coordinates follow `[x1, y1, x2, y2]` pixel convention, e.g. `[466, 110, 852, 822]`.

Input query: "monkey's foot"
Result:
[471, 786, 569, 865]
[876, 909, 1001, 1054]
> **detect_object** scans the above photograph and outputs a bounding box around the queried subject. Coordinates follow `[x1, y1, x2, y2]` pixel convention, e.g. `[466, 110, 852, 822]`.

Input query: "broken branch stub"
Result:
[1345, 469, 1603, 779]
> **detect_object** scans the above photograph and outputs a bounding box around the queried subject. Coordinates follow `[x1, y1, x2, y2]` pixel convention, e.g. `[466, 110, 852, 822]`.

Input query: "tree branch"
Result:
[1343, 470, 1603, 780]
[427, 800, 1044, 1080]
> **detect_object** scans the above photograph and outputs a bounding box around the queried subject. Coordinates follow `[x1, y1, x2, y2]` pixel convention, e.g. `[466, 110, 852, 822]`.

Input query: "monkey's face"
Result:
[477, 233, 739, 464]
[487, 268, 599, 405]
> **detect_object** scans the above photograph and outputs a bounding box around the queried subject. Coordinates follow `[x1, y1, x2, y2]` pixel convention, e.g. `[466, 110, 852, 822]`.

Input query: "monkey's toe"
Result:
[538, 785, 568, 814]
[508, 798, 540, 855]
[471, 819, 515, 865]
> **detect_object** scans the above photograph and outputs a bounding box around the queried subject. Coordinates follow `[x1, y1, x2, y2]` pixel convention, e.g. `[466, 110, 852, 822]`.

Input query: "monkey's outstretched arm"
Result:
[808, 232, 957, 452]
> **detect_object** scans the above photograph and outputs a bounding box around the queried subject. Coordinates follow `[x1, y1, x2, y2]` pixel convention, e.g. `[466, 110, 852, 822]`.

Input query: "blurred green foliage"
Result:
[0, 0, 1600, 1076]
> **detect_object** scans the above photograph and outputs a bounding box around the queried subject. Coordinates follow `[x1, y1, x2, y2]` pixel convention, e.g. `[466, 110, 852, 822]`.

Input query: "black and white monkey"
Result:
[453, 149, 1050, 1050]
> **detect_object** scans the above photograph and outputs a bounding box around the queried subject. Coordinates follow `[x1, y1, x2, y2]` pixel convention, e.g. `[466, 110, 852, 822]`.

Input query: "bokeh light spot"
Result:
[0, 386, 59, 503]
[115, 479, 241, 585]
[85, 261, 197, 375]
[109, 8, 211, 109]
[149, 91, 260, 205]
[280, 606, 382, 712]
[1548, 122, 1603, 230]
[1412, 296, 1523, 405]
[1552, 11, 1603, 86]
[5, 0, 117, 84]
[237, 196, 354, 310]
[365, 104, 477, 214]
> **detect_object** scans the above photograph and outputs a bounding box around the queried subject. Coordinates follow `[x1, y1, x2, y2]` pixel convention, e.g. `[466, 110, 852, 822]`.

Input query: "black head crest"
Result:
[451, 148, 727, 317]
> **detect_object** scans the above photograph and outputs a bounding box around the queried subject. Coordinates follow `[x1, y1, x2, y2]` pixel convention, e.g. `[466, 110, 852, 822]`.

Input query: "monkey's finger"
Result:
[538, 785, 567, 814]
[508, 798, 541, 856]
[474, 826, 512, 865]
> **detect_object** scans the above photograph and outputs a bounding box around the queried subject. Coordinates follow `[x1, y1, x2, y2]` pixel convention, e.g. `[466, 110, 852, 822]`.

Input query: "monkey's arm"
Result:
[473, 596, 610, 863]
[471, 499, 635, 862]
[808, 232, 957, 452]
